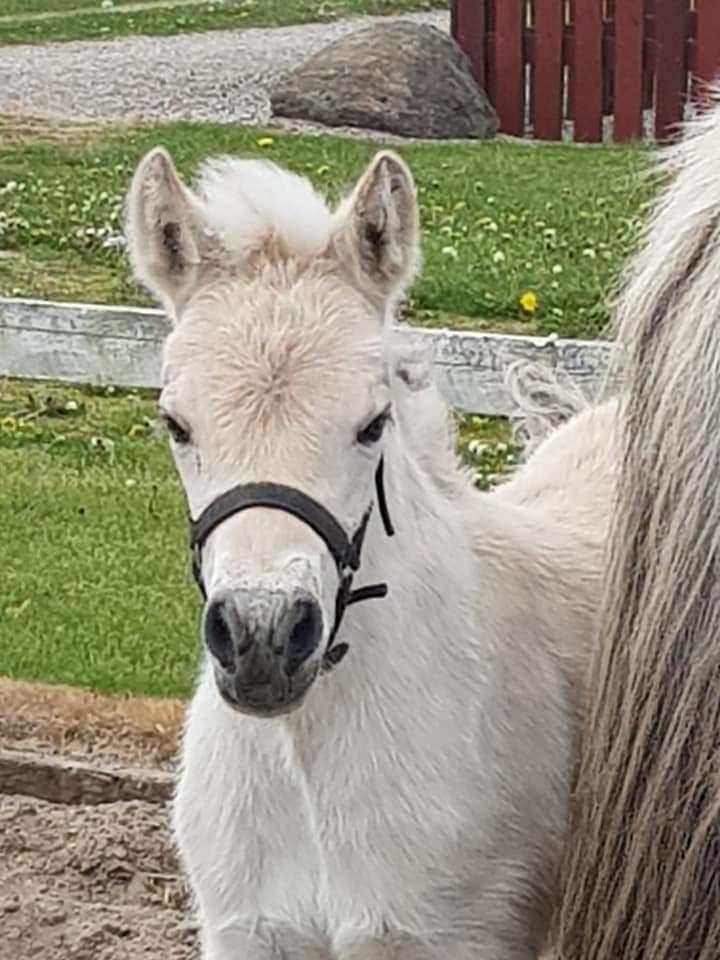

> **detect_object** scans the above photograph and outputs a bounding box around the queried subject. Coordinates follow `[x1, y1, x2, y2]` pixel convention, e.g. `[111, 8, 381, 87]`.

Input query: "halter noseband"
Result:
[189, 459, 395, 670]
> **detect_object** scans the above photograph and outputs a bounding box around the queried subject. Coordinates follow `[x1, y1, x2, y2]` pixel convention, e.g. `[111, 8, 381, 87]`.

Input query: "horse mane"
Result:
[194, 156, 335, 261]
[556, 90, 720, 957]
[504, 358, 589, 457]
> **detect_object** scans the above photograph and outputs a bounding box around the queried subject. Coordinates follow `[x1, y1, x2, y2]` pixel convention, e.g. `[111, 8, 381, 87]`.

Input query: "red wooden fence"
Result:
[451, 0, 720, 143]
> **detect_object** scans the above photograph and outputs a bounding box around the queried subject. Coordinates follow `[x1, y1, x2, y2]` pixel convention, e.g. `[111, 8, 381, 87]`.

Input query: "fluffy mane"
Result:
[193, 156, 335, 261]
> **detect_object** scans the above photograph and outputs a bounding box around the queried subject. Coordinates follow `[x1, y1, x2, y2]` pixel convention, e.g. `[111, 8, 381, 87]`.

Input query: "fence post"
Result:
[572, 0, 604, 142]
[494, 0, 526, 136]
[654, 0, 689, 142]
[450, 0, 487, 87]
[695, 0, 720, 89]
[532, 0, 564, 139]
[613, 0, 645, 141]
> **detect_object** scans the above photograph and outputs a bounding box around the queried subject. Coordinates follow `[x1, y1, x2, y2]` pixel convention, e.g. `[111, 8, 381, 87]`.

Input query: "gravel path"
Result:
[0, 11, 449, 126]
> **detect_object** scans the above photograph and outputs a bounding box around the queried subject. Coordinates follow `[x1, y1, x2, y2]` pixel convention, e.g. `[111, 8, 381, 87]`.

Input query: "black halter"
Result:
[189, 459, 395, 670]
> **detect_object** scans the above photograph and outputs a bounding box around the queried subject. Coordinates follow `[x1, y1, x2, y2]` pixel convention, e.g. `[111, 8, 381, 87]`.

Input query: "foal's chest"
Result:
[178, 708, 468, 937]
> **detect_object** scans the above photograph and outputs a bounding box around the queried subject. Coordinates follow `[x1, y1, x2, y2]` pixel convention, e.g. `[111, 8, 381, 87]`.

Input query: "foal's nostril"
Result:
[204, 589, 322, 679]
[284, 597, 323, 676]
[204, 594, 250, 671]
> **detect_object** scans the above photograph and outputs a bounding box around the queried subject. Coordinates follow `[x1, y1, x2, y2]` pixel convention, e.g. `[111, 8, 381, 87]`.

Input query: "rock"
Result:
[270, 21, 497, 140]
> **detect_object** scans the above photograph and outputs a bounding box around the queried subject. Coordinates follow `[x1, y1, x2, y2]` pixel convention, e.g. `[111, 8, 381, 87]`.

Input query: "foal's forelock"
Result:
[194, 156, 335, 263]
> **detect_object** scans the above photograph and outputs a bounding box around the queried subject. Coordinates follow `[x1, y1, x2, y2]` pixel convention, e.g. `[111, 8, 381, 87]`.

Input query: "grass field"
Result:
[0, 378, 515, 697]
[0, 117, 655, 338]
[0, 101, 656, 697]
[0, 0, 442, 46]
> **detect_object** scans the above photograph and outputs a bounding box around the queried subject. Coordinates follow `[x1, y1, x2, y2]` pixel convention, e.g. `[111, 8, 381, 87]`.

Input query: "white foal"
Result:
[125, 147, 610, 960]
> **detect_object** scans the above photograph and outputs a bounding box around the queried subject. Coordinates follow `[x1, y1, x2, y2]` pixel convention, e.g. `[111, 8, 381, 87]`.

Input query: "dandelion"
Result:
[256, 137, 274, 148]
[519, 291, 538, 314]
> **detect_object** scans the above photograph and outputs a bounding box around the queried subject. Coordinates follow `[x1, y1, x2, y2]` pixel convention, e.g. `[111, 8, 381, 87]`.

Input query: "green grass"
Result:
[0, 378, 515, 697]
[1, 0, 130, 15]
[0, 118, 655, 338]
[0, 0, 441, 46]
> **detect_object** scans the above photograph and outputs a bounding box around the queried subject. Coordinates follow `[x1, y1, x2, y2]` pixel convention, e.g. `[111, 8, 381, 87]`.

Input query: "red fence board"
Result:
[572, 0, 604, 142]
[493, 0, 525, 136]
[695, 0, 720, 87]
[533, 0, 565, 139]
[613, 0, 645, 141]
[450, 0, 486, 87]
[655, 0, 688, 141]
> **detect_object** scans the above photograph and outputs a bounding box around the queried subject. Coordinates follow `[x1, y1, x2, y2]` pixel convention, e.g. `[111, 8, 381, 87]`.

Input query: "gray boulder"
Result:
[270, 21, 497, 140]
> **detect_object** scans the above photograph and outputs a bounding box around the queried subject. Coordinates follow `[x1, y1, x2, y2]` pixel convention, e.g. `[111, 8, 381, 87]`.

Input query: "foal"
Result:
[126, 148, 608, 959]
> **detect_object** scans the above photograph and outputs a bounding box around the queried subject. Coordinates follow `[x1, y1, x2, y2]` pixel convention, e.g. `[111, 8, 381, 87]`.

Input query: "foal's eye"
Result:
[160, 412, 191, 445]
[357, 408, 391, 446]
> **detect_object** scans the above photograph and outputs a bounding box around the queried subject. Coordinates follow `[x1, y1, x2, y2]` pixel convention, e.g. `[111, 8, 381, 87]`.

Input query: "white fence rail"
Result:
[0, 297, 614, 416]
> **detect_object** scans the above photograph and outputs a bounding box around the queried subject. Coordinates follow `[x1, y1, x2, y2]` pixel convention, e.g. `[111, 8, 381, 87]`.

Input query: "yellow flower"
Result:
[256, 137, 274, 148]
[0, 416, 17, 432]
[519, 291, 538, 314]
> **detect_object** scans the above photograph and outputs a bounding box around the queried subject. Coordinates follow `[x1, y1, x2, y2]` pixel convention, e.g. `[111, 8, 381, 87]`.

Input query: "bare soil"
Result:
[0, 678, 195, 959]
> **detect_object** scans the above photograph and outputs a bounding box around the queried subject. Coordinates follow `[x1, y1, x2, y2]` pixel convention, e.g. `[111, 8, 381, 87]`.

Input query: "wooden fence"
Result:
[0, 297, 613, 418]
[451, 0, 720, 143]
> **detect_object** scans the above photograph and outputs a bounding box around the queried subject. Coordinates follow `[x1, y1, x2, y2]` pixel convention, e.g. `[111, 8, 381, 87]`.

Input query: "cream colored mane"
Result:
[195, 156, 335, 260]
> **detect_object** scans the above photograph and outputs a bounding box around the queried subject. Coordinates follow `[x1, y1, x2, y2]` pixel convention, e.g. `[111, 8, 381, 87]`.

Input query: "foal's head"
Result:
[126, 147, 419, 717]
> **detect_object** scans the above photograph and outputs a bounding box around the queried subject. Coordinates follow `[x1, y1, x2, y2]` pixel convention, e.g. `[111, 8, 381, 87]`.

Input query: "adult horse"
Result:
[553, 96, 720, 957]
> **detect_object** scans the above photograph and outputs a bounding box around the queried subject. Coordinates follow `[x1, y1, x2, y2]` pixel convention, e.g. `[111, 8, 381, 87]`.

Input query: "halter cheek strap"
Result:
[189, 458, 394, 670]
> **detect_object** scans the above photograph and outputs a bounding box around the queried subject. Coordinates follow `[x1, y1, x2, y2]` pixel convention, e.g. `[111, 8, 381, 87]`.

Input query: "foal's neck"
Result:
[296, 433, 479, 730]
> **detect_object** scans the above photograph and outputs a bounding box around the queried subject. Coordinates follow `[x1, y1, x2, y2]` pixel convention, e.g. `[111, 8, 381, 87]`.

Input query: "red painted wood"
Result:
[643, 2, 657, 109]
[654, 0, 688, 142]
[533, 0, 565, 139]
[686, 8, 697, 77]
[451, 0, 487, 87]
[566, 15, 575, 121]
[613, 0, 644, 141]
[493, 0, 526, 135]
[602, 14, 614, 116]
[695, 0, 720, 87]
[573, 0, 604, 141]
[486, 0, 497, 110]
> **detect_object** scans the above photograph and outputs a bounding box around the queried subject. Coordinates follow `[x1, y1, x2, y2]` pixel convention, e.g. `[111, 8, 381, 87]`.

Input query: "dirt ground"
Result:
[0, 678, 196, 959]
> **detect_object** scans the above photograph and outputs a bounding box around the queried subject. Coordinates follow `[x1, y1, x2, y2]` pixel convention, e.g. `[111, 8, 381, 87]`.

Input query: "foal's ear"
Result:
[125, 147, 222, 319]
[331, 151, 420, 307]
